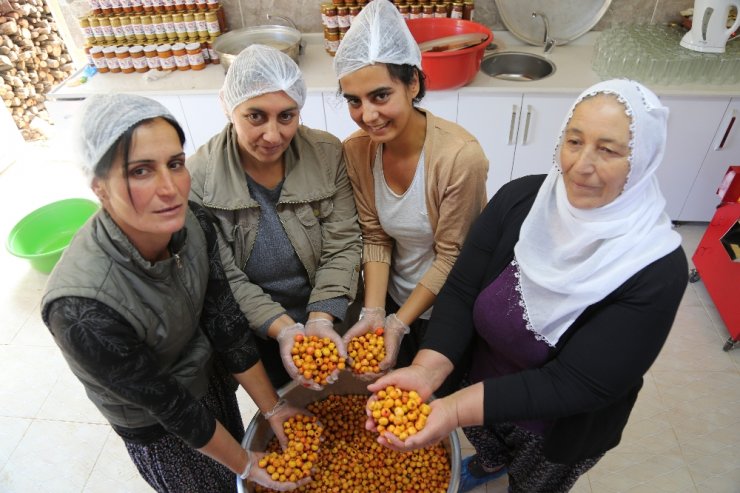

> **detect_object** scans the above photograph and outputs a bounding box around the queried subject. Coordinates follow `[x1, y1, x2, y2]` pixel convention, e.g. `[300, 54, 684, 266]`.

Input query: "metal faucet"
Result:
[531, 11, 555, 54]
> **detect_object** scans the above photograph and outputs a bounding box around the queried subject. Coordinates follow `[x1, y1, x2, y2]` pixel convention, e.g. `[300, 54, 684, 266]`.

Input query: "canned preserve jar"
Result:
[144, 44, 161, 69]
[129, 45, 149, 72]
[103, 46, 121, 72]
[171, 42, 190, 70]
[115, 46, 135, 73]
[90, 45, 109, 72]
[157, 43, 176, 70]
[185, 42, 205, 69]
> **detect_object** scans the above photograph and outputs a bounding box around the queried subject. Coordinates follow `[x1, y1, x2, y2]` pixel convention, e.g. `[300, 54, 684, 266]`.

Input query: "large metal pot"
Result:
[213, 23, 301, 73]
[236, 371, 461, 492]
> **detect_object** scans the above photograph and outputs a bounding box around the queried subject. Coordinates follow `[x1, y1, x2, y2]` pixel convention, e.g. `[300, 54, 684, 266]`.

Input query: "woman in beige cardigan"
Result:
[334, 0, 488, 391]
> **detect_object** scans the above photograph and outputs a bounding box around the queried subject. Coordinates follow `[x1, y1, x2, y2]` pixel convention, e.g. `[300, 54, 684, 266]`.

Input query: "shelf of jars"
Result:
[78, 0, 227, 74]
[320, 0, 475, 56]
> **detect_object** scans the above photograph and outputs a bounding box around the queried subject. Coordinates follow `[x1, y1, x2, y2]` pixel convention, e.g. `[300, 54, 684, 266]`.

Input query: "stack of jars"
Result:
[320, 0, 475, 56]
[79, 0, 227, 74]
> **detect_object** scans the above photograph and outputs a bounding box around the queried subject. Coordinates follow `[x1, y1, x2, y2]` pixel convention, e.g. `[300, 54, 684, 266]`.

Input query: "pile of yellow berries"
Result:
[347, 328, 386, 374]
[253, 394, 450, 493]
[257, 414, 323, 483]
[368, 385, 432, 441]
[291, 334, 346, 386]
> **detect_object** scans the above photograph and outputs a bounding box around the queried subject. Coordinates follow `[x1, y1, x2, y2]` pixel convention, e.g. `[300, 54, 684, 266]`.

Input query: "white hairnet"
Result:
[333, 0, 421, 80]
[220, 44, 306, 118]
[76, 93, 177, 183]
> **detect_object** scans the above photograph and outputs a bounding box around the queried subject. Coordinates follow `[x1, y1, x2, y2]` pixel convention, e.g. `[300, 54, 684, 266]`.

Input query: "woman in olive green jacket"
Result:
[188, 45, 362, 389]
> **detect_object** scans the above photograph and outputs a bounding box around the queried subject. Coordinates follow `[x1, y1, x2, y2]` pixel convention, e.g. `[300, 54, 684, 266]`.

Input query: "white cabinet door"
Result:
[148, 95, 195, 156]
[509, 94, 574, 180]
[323, 91, 357, 141]
[658, 96, 730, 221]
[301, 92, 326, 131]
[422, 90, 458, 122]
[177, 93, 228, 153]
[457, 92, 522, 198]
[680, 98, 739, 221]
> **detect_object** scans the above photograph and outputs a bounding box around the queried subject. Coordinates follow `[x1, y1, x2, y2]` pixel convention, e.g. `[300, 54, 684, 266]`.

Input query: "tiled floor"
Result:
[1, 134, 739, 492]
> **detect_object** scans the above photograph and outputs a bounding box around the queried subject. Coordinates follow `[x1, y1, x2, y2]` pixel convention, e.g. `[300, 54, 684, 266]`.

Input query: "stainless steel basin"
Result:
[480, 52, 556, 81]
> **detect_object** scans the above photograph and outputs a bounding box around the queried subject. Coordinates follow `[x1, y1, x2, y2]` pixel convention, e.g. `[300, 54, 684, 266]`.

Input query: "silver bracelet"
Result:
[262, 398, 287, 420]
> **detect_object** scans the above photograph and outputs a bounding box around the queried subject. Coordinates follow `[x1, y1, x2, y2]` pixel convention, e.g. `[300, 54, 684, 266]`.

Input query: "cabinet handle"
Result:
[508, 105, 518, 145]
[717, 115, 736, 150]
[522, 105, 532, 145]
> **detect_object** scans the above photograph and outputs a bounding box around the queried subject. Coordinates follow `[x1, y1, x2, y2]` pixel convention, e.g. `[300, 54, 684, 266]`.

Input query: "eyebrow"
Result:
[565, 127, 629, 148]
[242, 106, 299, 114]
[343, 86, 392, 99]
[128, 152, 186, 165]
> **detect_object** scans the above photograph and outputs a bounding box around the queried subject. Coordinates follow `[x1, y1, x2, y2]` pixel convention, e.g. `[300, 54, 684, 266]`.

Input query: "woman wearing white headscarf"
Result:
[334, 0, 488, 386]
[368, 80, 688, 493]
[42, 93, 308, 492]
[188, 45, 361, 391]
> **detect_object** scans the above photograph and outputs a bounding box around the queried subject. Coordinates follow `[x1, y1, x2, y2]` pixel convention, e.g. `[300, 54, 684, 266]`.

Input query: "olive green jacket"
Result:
[188, 124, 362, 335]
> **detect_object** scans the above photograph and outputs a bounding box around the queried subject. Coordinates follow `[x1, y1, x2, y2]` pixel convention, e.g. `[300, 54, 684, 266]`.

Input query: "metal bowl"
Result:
[236, 371, 461, 492]
[213, 24, 301, 72]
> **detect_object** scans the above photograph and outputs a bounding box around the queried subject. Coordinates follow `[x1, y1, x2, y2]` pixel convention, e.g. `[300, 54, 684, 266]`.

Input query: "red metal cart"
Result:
[690, 166, 740, 351]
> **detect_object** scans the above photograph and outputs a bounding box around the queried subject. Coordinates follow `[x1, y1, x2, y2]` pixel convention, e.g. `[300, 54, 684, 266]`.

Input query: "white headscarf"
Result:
[513, 79, 682, 347]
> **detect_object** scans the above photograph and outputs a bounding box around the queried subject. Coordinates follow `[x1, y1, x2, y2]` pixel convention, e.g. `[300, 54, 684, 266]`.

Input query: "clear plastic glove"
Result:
[241, 450, 311, 491]
[379, 313, 410, 371]
[341, 307, 387, 381]
[305, 318, 347, 387]
[263, 399, 310, 450]
[276, 322, 319, 389]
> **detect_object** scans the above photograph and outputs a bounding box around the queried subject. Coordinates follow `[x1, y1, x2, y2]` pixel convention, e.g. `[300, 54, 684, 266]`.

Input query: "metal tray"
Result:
[495, 0, 612, 46]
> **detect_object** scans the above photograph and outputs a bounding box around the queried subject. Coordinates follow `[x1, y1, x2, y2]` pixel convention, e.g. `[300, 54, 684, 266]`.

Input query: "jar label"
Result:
[106, 57, 120, 69]
[195, 19, 206, 31]
[132, 23, 144, 35]
[187, 52, 204, 65]
[122, 24, 134, 36]
[142, 0, 152, 7]
[206, 20, 219, 34]
[146, 56, 161, 68]
[93, 56, 108, 68]
[102, 25, 114, 36]
[154, 23, 165, 34]
[174, 54, 189, 66]
[143, 23, 155, 35]
[113, 25, 125, 37]
[164, 20, 175, 33]
[132, 56, 148, 69]
[175, 21, 187, 33]
[118, 57, 133, 69]
[120, 0, 131, 8]
[89, 0, 100, 8]
[99, 0, 111, 7]
[160, 56, 175, 69]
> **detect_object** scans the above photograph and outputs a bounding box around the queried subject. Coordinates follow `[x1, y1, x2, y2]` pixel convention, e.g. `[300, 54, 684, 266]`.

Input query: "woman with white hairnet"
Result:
[369, 80, 688, 492]
[333, 0, 488, 389]
[188, 44, 362, 390]
[42, 93, 309, 492]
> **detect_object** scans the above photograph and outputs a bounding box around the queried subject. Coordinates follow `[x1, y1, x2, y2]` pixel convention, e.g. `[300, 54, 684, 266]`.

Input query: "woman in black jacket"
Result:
[42, 94, 307, 492]
[367, 79, 688, 493]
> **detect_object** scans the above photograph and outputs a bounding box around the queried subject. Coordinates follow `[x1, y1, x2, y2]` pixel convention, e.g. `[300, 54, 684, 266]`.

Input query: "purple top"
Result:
[469, 260, 552, 434]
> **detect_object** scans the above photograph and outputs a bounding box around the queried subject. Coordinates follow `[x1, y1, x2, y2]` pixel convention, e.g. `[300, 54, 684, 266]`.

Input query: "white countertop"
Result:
[49, 31, 740, 99]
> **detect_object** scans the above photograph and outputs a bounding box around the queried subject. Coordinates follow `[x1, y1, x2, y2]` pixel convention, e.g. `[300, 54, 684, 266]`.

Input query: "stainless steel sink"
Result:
[480, 52, 556, 81]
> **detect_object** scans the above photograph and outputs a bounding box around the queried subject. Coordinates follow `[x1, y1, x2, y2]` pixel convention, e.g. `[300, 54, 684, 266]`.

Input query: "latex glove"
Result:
[241, 450, 311, 491]
[379, 313, 410, 371]
[341, 307, 387, 381]
[276, 322, 319, 389]
[305, 318, 347, 387]
[263, 399, 310, 450]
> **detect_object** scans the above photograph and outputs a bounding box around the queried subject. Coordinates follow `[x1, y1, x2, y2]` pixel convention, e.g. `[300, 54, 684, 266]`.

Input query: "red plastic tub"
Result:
[406, 18, 493, 90]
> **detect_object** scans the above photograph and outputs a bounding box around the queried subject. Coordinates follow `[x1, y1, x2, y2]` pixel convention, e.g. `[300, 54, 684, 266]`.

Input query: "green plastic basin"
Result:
[6, 198, 99, 274]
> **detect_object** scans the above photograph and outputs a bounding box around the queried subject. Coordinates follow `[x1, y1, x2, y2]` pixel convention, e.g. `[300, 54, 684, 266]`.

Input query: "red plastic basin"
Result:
[406, 18, 493, 90]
